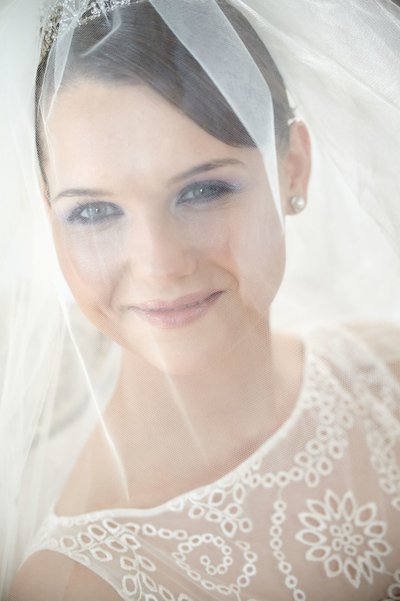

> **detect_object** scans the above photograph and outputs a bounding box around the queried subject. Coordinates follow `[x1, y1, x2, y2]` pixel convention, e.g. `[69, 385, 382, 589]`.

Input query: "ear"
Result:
[281, 121, 311, 215]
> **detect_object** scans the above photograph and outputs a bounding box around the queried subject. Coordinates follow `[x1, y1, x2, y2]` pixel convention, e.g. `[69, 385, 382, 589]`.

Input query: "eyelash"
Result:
[65, 180, 241, 225]
[66, 201, 124, 225]
[177, 180, 241, 205]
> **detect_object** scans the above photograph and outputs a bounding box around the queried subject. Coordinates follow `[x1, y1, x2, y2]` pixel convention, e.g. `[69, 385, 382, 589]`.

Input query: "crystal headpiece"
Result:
[40, 0, 143, 62]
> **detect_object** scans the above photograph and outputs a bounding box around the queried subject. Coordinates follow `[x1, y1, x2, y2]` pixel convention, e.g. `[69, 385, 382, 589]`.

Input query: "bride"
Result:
[3, 0, 400, 599]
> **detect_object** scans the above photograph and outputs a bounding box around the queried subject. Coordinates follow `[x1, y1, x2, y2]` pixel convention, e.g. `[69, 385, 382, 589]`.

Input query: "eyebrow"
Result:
[50, 188, 112, 204]
[51, 158, 245, 203]
[168, 158, 245, 185]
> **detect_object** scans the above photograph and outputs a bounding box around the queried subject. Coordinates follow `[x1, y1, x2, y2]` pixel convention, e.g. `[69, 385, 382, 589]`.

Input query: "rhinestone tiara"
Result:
[40, 0, 143, 62]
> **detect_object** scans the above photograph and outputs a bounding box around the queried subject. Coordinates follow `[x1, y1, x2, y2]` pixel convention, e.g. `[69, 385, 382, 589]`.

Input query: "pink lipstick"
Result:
[128, 290, 224, 329]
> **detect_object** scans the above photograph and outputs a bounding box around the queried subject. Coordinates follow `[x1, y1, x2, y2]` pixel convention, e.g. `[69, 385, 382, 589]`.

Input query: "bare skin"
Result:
[9, 82, 311, 600]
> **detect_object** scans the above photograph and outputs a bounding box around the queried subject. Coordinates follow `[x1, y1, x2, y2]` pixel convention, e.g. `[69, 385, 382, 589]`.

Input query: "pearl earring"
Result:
[290, 195, 307, 214]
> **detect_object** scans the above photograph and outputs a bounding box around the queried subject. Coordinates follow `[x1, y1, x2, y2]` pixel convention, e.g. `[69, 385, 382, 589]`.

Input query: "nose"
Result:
[122, 213, 198, 286]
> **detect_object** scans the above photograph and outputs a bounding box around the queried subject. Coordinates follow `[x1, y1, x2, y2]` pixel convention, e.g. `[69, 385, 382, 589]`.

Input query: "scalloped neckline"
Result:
[51, 333, 313, 521]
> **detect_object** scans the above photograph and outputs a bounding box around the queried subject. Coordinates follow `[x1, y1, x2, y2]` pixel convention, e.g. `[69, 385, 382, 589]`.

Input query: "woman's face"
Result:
[44, 82, 297, 373]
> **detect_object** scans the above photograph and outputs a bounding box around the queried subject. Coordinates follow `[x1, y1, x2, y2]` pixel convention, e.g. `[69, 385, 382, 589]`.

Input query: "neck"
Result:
[106, 320, 296, 468]
[61, 321, 303, 512]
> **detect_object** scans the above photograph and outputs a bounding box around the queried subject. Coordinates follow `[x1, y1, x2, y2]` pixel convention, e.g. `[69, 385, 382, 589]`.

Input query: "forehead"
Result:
[44, 82, 254, 189]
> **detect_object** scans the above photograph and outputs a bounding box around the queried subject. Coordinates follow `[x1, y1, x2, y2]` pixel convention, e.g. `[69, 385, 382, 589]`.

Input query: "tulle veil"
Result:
[1, 0, 400, 596]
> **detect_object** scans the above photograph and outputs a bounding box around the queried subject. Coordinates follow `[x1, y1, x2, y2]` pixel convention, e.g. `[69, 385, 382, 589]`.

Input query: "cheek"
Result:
[180, 210, 235, 265]
[50, 222, 120, 313]
[227, 197, 286, 312]
[50, 197, 285, 324]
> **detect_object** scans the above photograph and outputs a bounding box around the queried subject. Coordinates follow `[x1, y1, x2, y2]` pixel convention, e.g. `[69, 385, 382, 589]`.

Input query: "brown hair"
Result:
[36, 0, 294, 176]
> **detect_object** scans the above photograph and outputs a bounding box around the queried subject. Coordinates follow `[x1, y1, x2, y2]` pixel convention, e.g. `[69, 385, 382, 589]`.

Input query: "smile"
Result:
[127, 290, 224, 329]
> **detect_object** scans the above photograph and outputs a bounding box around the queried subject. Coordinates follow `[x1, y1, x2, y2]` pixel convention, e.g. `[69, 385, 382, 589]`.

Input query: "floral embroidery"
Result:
[28, 329, 400, 600]
[364, 415, 400, 512]
[296, 490, 392, 588]
[172, 535, 258, 596]
[269, 500, 306, 601]
[386, 568, 400, 600]
[184, 480, 253, 540]
[33, 517, 195, 601]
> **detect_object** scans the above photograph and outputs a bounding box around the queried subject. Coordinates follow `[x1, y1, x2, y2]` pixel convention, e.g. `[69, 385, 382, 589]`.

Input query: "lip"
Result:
[131, 290, 223, 311]
[127, 290, 224, 329]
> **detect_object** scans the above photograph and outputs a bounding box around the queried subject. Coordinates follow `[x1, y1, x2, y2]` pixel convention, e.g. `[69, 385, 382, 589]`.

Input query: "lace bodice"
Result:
[28, 327, 400, 600]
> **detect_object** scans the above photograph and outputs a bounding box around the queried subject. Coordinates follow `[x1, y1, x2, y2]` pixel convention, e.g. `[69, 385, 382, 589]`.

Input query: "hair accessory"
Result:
[290, 195, 307, 214]
[40, 0, 142, 62]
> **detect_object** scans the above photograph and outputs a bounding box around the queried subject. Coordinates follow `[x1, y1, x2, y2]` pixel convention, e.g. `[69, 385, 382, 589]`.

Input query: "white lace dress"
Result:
[27, 327, 400, 601]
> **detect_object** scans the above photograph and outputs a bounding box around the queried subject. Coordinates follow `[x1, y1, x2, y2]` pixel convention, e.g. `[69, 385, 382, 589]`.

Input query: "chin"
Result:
[118, 322, 241, 377]
[143, 350, 214, 377]
[138, 337, 230, 376]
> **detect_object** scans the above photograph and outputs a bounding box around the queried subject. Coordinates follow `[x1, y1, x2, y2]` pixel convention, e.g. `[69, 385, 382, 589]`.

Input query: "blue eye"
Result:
[177, 180, 241, 205]
[66, 202, 124, 225]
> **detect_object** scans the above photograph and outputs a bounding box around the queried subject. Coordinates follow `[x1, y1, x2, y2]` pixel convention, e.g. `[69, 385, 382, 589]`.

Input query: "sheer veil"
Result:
[1, 0, 400, 597]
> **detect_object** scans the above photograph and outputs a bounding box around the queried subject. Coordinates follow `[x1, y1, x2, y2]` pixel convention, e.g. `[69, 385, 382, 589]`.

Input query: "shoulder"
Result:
[342, 321, 400, 383]
[8, 550, 121, 601]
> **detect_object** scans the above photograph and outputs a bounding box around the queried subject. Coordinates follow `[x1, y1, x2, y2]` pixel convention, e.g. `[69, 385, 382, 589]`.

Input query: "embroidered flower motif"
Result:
[296, 490, 391, 588]
[186, 482, 253, 539]
[365, 418, 400, 512]
[386, 568, 400, 600]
